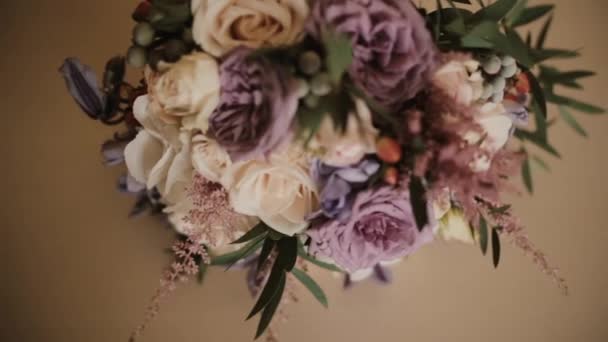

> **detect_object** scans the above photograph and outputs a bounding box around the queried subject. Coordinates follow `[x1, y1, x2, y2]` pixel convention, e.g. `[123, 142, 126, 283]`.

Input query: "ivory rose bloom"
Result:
[191, 134, 232, 184]
[221, 149, 319, 236]
[125, 95, 194, 205]
[314, 98, 378, 167]
[147, 53, 220, 132]
[465, 102, 514, 171]
[191, 0, 309, 57]
[436, 209, 475, 244]
[433, 59, 484, 106]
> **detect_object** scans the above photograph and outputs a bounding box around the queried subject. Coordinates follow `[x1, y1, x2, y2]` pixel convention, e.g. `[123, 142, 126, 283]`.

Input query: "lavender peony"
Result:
[311, 158, 380, 221]
[307, 186, 434, 272]
[208, 47, 299, 162]
[307, 0, 438, 111]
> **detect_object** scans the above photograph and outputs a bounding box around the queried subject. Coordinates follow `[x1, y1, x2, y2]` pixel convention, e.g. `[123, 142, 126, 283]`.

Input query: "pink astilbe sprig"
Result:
[129, 238, 210, 342]
[179, 174, 244, 246]
[478, 200, 569, 295]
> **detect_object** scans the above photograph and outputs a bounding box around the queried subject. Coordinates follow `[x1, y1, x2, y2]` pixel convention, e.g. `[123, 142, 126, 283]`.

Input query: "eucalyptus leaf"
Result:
[276, 236, 298, 272]
[257, 238, 276, 271]
[468, 0, 517, 24]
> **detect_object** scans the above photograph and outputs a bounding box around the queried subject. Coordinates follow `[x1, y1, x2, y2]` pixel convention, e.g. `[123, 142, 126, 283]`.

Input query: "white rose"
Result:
[191, 0, 309, 57]
[434, 59, 484, 106]
[221, 148, 318, 236]
[125, 95, 195, 205]
[314, 98, 378, 167]
[464, 102, 514, 172]
[147, 53, 220, 132]
[191, 134, 232, 183]
[436, 209, 475, 244]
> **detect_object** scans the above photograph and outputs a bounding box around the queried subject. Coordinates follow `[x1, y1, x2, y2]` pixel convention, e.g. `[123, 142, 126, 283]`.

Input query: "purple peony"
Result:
[208, 47, 299, 162]
[311, 157, 380, 221]
[307, 186, 434, 272]
[307, 0, 439, 111]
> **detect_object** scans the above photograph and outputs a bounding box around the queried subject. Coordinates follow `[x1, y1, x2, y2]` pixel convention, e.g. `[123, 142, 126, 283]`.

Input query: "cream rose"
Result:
[221, 148, 318, 236]
[464, 102, 514, 172]
[434, 59, 484, 106]
[147, 52, 220, 132]
[314, 98, 378, 167]
[191, 134, 232, 184]
[436, 209, 475, 244]
[191, 0, 309, 57]
[125, 95, 195, 205]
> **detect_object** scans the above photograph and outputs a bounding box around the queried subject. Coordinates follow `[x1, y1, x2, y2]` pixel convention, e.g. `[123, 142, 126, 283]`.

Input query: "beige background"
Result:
[1, 0, 607, 341]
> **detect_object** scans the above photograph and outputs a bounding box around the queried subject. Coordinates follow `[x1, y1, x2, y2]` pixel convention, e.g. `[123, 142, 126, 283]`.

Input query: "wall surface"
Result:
[1, 1, 607, 341]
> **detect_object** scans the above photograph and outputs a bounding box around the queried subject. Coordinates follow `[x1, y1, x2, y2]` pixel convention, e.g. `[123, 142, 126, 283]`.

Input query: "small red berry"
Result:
[384, 167, 399, 185]
[376, 137, 402, 164]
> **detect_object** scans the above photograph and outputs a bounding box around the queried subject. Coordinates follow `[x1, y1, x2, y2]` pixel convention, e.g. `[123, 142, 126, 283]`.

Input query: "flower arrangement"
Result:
[60, 0, 605, 340]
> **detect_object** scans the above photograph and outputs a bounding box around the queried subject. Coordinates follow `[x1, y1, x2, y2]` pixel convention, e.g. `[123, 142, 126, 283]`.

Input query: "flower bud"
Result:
[133, 22, 155, 47]
[492, 91, 504, 103]
[492, 76, 506, 92]
[481, 83, 494, 100]
[516, 72, 531, 94]
[376, 137, 402, 164]
[294, 78, 310, 98]
[501, 55, 516, 67]
[304, 94, 320, 108]
[298, 51, 322, 76]
[127, 46, 147, 68]
[310, 73, 332, 96]
[482, 56, 502, 75]
[384, 167, 399, 185]
[501, 63, 517, 78]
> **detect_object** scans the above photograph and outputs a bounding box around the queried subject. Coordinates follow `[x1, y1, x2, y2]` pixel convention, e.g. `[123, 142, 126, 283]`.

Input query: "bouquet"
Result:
[59, 0, 605, 340]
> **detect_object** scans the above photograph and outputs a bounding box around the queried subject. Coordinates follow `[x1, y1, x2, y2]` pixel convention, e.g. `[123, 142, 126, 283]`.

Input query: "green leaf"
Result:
[224, 235, 266, 270]
[257, 238, 277, 271]
[505, 0, 528, 27]
[511, 5, 554, 27]
[491, 228, 501, 268]
[248, 263, 286, 320]
[276, 236, 298, 272]
[197, 262, 208, 284]
[297, 242, 343, 272]
[514, 129, 561, 158]
[536, 14, 553, 49]
[409, 176, 429, 232]
[291, 268, 328, 308]
[479, 216, 489, 255]
[468, 0, 518, 24]
[546, 93, 605, 114]
[531, 155, 551, 172]
[254, 271, 286, 339]
[531, 48, 579, 63]
[231, 221, 269, 245]
[559, 106, 588, 137]
[522, 157, 533, 193]
[526, 70, 547, 118]
[211, 237, 264, 266]
[322, 28, 353, 85]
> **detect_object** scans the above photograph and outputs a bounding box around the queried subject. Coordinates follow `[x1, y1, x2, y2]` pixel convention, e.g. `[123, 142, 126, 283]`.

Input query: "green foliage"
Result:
[409, 176, 430, 232]
[491, 227, 501, 268]
[291, 268, 329, 308]
[321, 28, 353, 85]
